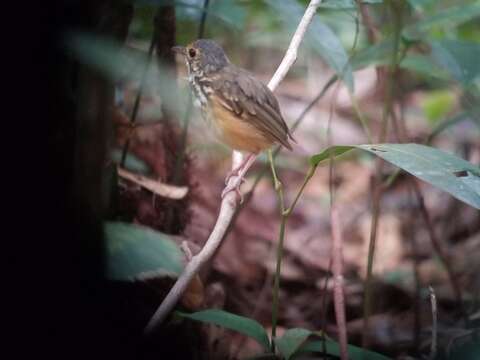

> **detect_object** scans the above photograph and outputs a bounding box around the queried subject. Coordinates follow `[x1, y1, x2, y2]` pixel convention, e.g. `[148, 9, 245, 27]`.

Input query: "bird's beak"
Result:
[172, 45, 186, 56]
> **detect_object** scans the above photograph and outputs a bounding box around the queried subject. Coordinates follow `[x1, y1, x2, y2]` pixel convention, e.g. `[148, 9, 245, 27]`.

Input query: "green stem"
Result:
[172, 0, 210, 184]
[362, 0, 403, 348]
[285, 164, 317, 216]
[271, 214, 287, 352]
[267, 150, 318, 353]
[351, 95, 373, 143]
[120, 17, 158, 167]
[268, 149, 285, 353]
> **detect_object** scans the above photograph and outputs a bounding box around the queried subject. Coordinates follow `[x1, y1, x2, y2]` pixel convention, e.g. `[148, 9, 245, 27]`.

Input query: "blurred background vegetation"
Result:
[45, 1, 479, 359]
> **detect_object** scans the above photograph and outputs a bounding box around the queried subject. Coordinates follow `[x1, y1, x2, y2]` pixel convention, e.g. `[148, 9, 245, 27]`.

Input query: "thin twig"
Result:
[411, 180, 465, 322]
[267, 148, 287, 352]
[356, 0, 379, 44]
[429, 286, 438, 360]
[120, 12, 158, 167]
[362, 0, 404, 347]
[331, 206, 349, 360]
[143, 0, 324, 334]
[320, 259, 332, 355]
[197, 0, 209, 38]
[268, 160, 318, 351]
[406, 188, 422, 354]
[172, 0, 210, 184]
[267, 0, 323, 91]
[117, 166, 188, 199]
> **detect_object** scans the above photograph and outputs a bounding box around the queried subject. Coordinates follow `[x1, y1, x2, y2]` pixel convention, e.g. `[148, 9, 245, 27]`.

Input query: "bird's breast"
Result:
[190, 76, 213, 108]
[208, 95, 274, 153]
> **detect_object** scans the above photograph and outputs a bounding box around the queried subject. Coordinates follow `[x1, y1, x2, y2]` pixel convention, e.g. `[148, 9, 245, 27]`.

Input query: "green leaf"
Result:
[448, 338, 480, 360]
[310, 144, 480, 209]
[209, 0, 247, 30]
[403, 3, 480, 40]
[134, 0, 246, 29]
[351, 39, 394, 70]
[430, 40, 480, 86]
[420, 90, 456, 124]
[300, 339, 391, 360]
[266, 0, 354, 91]
[428, 111, 477, 141]
[104, 221, 183, 280]
[111, 150, 151, 175]
[176, 309, 271, 351]
[275, 328, 312, 360]
[400, 54, 450, 80]
[319, 0, 383, 9]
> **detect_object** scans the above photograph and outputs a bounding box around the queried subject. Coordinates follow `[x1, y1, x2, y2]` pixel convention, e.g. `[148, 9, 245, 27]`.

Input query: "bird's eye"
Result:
[188, 48, 196, 58]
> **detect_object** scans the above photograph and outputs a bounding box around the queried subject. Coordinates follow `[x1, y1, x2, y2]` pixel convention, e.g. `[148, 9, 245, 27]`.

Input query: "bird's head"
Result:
[172, 39, 229, 77]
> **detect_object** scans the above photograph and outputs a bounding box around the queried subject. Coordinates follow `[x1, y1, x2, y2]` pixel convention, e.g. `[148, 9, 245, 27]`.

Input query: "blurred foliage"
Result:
[67, 32, 188, 119]
[421, 90, 457, 124]
[177, 310, 391, 359]
[66, 1, 480, 357]
[104, 221, 183, 280]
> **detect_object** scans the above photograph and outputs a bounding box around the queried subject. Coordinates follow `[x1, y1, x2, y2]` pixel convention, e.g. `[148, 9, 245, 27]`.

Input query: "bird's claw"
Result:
[221, 176, 244, 203]
[225, 169, 241, 185]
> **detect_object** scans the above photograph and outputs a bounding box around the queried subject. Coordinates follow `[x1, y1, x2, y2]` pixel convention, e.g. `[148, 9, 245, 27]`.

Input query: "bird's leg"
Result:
[222, 153, 257, 201]
[224, 153, 255, 185]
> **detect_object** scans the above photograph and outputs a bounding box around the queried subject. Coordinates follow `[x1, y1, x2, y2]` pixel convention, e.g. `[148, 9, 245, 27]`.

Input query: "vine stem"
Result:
[172, 0, 210, 184]
[268, 148, 318, 352]
[120, 15, 157, 167]
[362, 0, 403, 347]
[144, 0, 324, 335]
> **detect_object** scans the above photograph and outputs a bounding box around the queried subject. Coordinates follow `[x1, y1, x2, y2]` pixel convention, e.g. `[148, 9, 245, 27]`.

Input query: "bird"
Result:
[172, 39, 294, 199]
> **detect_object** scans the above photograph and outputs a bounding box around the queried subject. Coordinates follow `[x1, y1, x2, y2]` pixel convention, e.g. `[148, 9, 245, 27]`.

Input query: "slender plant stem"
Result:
[362, 0, 403, 347]
[348, 5, 373, 143]
[197, 0, 209, 38]
[172, 0, 210, 184]
[351, 96, 373, 143]
[268, 150, 285, 212]
[268, 149, 286, 352]
[411, 180, 466, 323]
[429, 286, 438, 360]
[331, 206, 348, 360]
[271, 215, 287, 352]
[268, 154, 320, 351]
[286, 165, 316, 216]
[120, 17, 158, 167]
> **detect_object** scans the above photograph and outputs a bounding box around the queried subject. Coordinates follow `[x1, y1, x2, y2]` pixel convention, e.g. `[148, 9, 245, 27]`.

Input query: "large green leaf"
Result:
[176, 309, 271, 351]
[267, 0, 354, 91]
[403, 3, 480, 40]
[430, 40, 480, 86]
[310, 144, 480, 209]
[275, 328, 312, 360]
[350, 39, 394, 70]
[299, 339, 391, 360]
[319, 0, 383, 9]
[428, 111, 480, 141]
[400, 54, 450, 80]
[104, 221, 183, 280]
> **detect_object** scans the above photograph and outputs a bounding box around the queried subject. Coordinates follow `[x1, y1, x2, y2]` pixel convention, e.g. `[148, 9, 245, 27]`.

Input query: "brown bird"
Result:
[173, 39, 294, 198]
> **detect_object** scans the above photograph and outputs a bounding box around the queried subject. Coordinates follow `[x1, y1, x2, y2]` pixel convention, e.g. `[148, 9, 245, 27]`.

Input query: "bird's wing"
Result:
[211, 67, 293, 150]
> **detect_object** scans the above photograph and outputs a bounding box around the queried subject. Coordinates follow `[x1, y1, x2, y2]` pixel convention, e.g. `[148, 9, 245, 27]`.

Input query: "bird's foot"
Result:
[224, 168, 240, 185]
[221, 176, 245, 203]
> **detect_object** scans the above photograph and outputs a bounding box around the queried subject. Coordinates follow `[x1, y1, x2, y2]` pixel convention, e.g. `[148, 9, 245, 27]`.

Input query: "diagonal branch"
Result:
[144, 0, 323, 335]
